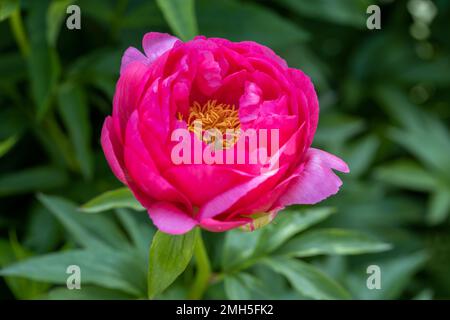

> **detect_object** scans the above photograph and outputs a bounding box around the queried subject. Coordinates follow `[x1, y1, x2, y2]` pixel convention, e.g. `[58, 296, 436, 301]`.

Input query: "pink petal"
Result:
[148, 202, 198, 235]
[197, 169, 279, 221]
[113, 61, 152, 140]
[231, 180, 291, 215]
[142, 32, 180, 63]
[195, 51, 222, 96]
[277, 148, 349, 205]
[163, 165, 251, 207]
[199, 217, 251, 232]
[100, 117, 126, 184]
[239, 81, 262, 123]
[250, 70, 281, 101]
[232, 40, 288, 69]
[124, 111, 192, 210]
[197, 124, 305, 221]
[120, 47, 148, 75]
[215, 70, 249, 105]
[288, 69, 319, 148]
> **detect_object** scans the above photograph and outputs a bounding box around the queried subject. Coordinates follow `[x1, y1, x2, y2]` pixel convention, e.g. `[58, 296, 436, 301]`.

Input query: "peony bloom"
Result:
[101, 32, 349, 235]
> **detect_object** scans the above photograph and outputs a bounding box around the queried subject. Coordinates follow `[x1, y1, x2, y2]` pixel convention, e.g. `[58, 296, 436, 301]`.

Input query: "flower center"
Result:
[179, 100, 241, 148]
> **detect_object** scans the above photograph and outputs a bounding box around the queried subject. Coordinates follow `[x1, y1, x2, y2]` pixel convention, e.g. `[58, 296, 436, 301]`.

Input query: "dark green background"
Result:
[0, 0, 449, 299]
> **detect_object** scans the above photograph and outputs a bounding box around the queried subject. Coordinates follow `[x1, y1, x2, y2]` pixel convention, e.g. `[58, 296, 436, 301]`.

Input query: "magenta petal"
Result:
[278, 148, 349, 205]
[288, 69, 319, 148]
[148, 202, 197, 235]
[196, 51, 222, 96]
[101, 117, 126, 184]
[239, 81, 262, 123]
[197, 170, 278, 221]
[197, 125, 304, 221]
[142, 32, 179, 63]
[124, 111, 192, 209]
[120, 47, 148, 74]
[163, 165, 251, 207]
[199, 217, 251, 232]
[113, 61, 151, 140]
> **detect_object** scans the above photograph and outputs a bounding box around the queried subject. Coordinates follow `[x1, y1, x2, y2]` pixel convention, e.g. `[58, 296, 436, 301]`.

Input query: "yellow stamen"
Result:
[178, 100, 241, 149]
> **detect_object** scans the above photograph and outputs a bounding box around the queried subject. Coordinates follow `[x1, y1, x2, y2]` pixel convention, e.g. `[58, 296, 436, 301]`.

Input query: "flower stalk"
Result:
[188, 229, 211, 299]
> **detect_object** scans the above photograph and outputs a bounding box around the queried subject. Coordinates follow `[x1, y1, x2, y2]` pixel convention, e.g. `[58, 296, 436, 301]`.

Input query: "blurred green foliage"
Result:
[0, 0, 449, 299]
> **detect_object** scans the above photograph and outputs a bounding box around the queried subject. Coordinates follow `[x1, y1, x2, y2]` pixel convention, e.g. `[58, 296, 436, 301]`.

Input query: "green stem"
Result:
[188, 230, 211, 299]
[9, 9, 30, 58]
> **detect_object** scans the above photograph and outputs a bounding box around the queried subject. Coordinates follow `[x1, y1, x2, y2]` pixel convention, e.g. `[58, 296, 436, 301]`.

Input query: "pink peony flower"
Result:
[101, 32, 349, 235]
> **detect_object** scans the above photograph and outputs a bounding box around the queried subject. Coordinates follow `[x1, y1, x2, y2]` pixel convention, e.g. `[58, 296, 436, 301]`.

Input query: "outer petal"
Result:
[120, 47, 148, 74]
[197, 169, 279, 221]
[199, 217, 251, 232]
[288, 69, 319, 148]
[101, 116, 126, 183]
[124, 111, 192, 210]
[148, 202, 197, 235]
[277, 148, 349, 205]
[113, 61, 152, 140]
[232, 40, 288, 69]
[197, 124, 304, 221]
[142, 32, 180, 63]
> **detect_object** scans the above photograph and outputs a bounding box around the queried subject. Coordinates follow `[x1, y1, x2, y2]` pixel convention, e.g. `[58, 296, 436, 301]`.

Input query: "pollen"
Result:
[178, 100, 241, 149]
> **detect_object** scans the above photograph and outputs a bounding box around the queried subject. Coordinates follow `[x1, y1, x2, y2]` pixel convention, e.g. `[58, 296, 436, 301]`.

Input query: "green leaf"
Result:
[23, 205, 61, 253]
[0, 249, 144, 296]
[427, 189, 450, 225]
[375, 160, 439, 192]
[278, 0, 369, 28]
[48, 286, 134, 300]
[0, 0, 19, 21]
[277, 229, 392, 257]
[389, 128, 450, 177]
[0, 166, 68, 197]
[148, 229, 197, 299]
[344, 135, 379, 177]
[375, 86, 450, 177]
[26, 0, 60, 119]
[256, 207, 336, 254]
[346, 251, 428, 299]
[224, 273, 264, 300]
[197, 0, 309, 48]
[80, 188, 145, 213]
[375, 86, 423, 131]
[0, 135, 18, 158]
[397, 57, 450, 87]
[251, 264, 301, 299]
[41, 116, 79, 169]
[0, 238, 49, 299]
[47, 0, 74, 47]
[116, 208, 153, 256]
[263, 257, 351, 300]
[57, 82, 93, 179]
[221, 228, 262, 271]
[38, 194, 129, 250]
[156, 0, 198, 41]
